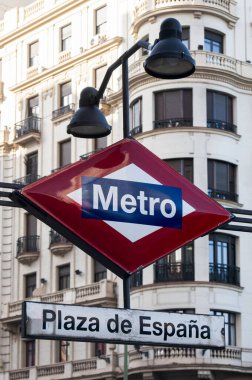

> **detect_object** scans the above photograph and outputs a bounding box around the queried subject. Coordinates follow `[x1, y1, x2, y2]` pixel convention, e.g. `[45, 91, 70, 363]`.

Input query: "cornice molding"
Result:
[131, 4, 239, 37]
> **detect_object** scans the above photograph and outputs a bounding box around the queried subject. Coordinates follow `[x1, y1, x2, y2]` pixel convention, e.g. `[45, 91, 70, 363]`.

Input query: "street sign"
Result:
[18, 138, 231, 276]
[22, 301, 225, 348]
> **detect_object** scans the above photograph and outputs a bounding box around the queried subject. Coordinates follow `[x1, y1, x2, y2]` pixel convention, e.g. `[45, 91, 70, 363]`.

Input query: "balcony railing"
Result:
[207, 119, 237, 134]
[129, 125, 142, 136]
[15, 116, 41, 139]
[154, 262, 194, 282]
[14, 174, 41, 186]
[209, 263, 240, 286]
[16, 235, 40, 264]
[52, 103, 75, 120]
[208, 188, 238, 203]
[154, 118, 193, 130]
[49, 230, 73, 255]
[130, 270, 143, 288]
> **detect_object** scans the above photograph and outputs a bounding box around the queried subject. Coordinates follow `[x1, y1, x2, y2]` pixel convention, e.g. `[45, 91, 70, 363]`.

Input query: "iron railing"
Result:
[14, 174, 41, 186]
[208, 188, 238, 203]
[15, 116, 41, 139]
[130, 125, 142, 136]
[154, 118, 193, 130]
[207, 119, 237, 134]
[130, 270, 143, 288]
[209, 263, 240, 286]
[52, 103, 75, 120]
[49, 230, 70, 245]
[154, 262, 194, 282]
[16, 235, 40, 256]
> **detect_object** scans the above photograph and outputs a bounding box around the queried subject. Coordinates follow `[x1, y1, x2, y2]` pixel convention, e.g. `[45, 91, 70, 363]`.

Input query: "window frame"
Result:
[59, 139, 71, 168]
[164, 158, 193, 183]
[204, 29, 224, 53]
[58, 264, 70, 290]
[25, 272, 36, 298]
[28, 41, 39, 67]
[60, 24, 71, 52]
[208, 159, 237, 202]
[211, 310, 236, 346]
[130, 97, 142, 134]
[60, 81, 72, 108]
[95, 5, 107, 35]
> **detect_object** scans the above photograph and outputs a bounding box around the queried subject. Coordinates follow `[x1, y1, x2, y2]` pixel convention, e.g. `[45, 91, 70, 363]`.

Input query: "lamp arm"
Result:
[96, 40, 151, 101]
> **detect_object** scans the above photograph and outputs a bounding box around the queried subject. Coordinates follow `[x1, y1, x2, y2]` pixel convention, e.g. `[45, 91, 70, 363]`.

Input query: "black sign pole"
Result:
[122, 57, 130, 380]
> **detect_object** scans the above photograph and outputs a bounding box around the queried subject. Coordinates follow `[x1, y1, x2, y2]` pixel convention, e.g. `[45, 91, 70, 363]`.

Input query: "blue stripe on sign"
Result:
[82, 176, 182, 228]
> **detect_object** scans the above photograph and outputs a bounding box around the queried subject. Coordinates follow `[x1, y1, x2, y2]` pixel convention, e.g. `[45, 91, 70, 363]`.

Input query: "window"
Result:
[28, 41, 39, 67]
[208, 159, 237, 202]
[94, 260, 107, 282]
[25, 273, 36, 298]
[154, 243, 194, 282]
[209, 233, 239, 285]
[28, 96, 39, 117]
[24, 340, 35, 367]
[26, 152, 38, 183]
[164, 158, 193, 182]
[58, 264, 70, 290]
[95, 6, 107, 35]
[94, 65, 107, 89]
[154, 89, 192, 128]
[204, 29, 223, 53]
[58, 340, 70, 362]
[207, 90, 235, 132]
[211, 311, 236, 346]
[60, 82, 72, 107]
[130, 98, 142, 135]
[26, 213, 37, 237]
[95, 342, 106, 356]
[60, 24, 71, 51]
[182, 27, 190, 49]
[59, 139, 71, 168]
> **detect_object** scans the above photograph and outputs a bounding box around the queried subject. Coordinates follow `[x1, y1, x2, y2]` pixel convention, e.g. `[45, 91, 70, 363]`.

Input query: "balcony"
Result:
[49, 230, 73, 256]
[14, 116, 41, 145]
[1, 280, 117, 324]
[52, 103, 75, 121]
[16, 235, 40, 265]
[154, 118, 193, 130]
[132, 0, 238, 35]
[209, 263, 240, 286]
[9, 354, 116, 380]
[14, 174, 41, 186]
[207, 119, 237, 134]
[124, 345, 244, 377]
[208, 188, 238, 203]
[154, 262, 194, 283]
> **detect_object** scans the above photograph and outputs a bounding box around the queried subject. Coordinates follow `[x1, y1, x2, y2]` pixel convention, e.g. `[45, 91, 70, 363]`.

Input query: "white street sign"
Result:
[22, 302, 225, 348]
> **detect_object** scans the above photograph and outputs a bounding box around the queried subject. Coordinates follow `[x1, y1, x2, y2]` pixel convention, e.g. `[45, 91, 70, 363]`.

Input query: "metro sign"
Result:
[18, 139, 231, 277]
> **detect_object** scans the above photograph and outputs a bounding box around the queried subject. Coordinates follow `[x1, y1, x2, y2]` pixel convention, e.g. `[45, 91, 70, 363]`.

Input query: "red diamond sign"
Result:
[20, 139, 231, 277]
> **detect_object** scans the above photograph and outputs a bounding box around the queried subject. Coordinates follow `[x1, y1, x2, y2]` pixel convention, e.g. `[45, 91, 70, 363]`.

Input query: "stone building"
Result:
[0, 0, 252, 379]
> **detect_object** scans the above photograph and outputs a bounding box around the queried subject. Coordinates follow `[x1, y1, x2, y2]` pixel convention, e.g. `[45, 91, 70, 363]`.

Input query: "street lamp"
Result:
[67, 17, 195, 380]
[67, 18, 195, 139]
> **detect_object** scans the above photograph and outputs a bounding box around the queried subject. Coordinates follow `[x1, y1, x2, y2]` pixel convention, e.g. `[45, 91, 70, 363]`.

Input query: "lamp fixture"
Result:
[40, 278, 47, 284]
[67, 18, 195, 139]
[75, 269, 82, 275]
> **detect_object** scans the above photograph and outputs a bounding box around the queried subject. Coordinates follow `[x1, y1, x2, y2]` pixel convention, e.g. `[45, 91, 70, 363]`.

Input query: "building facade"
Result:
[0, 0, 252, 379]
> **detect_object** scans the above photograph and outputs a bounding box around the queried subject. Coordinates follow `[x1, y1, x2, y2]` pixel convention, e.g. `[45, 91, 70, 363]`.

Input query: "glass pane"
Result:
[209, 241, 214, 263]
[59, 139, 71, 167]
[132, 98, 141, 129]
[28, 96, 39, 116]
[25, 273, 36, 297]
[58, 264, 70, 290]
[216, 162, 228, 191]
[213, 93, 227, 121]
[96, 6, 107, 34]
[95, 65, 107, 89]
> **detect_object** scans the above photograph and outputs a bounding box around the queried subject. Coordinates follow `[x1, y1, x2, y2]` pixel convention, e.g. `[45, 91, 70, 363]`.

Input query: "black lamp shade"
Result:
[67, 105, 111, 138]
[67, 87, 112, 138]
[144, 18, 195, 79]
